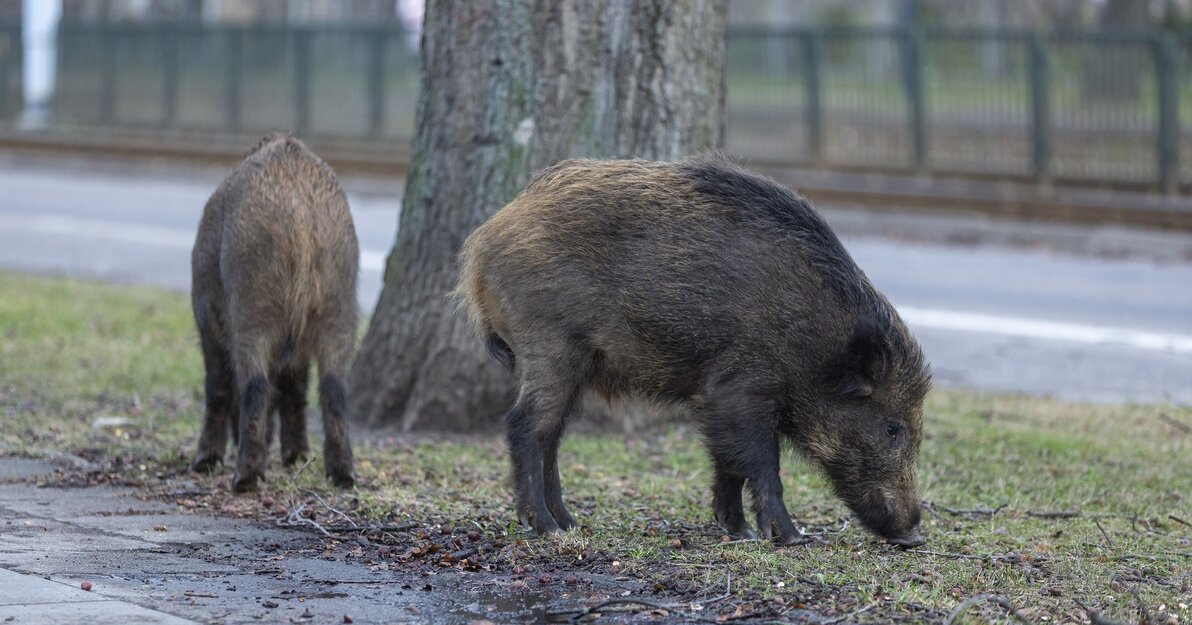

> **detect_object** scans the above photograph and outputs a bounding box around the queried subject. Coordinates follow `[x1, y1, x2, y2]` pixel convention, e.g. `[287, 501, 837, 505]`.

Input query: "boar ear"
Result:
[835, 316, 890, 398]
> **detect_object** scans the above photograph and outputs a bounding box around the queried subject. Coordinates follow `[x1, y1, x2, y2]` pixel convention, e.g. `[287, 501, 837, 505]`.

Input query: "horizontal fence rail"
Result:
[0, 22, 1188, 193]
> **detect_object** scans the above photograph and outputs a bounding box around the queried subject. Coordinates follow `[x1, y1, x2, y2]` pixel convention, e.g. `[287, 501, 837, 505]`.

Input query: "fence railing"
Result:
[0, 21, 19, 121]
[1, 22, 1190, 193]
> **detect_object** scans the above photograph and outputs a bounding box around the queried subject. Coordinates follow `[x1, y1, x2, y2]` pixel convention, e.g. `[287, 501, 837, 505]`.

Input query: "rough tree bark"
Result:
[350, 0, 727, 431]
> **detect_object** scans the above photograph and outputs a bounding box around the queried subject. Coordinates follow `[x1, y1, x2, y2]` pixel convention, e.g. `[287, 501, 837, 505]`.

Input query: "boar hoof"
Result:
[190, 454, 223, 474]
[327, 470, 356, 489]
[519, 511, 561, 536]
[281, 450, 308, 468]
[232, 472, 262, 493]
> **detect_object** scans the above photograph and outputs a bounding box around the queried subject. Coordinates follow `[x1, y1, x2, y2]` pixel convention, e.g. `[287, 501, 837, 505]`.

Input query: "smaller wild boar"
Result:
[457, 155, 930, 547]
[190, 133, 357, 492]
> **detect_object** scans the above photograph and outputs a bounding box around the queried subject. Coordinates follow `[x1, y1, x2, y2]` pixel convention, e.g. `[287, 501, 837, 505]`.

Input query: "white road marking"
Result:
[0, 214, 388, 271]
[899, 306, 1192, 355]
[3, 214, 1190, 354]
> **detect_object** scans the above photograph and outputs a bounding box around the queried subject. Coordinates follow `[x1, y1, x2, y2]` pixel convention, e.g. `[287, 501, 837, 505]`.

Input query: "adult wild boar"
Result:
[456, 155, 930, 547]
[190, 133, 357, 492]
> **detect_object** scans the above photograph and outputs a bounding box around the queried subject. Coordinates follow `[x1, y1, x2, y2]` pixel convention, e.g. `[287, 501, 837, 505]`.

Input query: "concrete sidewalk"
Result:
[0, 456, 618, 625]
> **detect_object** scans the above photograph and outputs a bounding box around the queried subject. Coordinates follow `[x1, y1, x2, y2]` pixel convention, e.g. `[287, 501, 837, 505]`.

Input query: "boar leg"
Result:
[276, 362, 311, 467]
[744, 435, 804, 545]
[541, 417, 577, 530]
[317, 334, 356, 489]
[192, 329, 235, 473]
[711, 467, 755, 539]
[702, 392, 805, 545]
[232, 367, 273, 493]
[506, 391, 562, 535]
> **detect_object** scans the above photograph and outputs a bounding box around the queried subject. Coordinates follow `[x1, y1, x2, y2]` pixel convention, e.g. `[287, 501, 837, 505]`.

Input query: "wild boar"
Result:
[190, 133, 357, 492]
[456, 155, 930, 547]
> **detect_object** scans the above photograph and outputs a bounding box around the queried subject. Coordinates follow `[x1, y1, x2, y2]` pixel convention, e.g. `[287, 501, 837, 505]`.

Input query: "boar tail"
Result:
[485, 333, 516, 371]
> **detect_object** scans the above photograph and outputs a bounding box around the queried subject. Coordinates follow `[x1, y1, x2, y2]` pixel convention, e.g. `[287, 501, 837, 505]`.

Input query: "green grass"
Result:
[1, 270, 1189, 624]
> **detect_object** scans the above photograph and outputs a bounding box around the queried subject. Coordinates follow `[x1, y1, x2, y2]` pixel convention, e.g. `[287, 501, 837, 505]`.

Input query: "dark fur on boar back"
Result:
[457, 155, 930, 547]
[190, 133, 357, 492]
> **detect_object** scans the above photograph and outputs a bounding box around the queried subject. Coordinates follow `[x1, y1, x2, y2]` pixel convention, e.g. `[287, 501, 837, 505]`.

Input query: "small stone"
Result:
[440, 524, 452, 535]
[262, 600, 279, 608]
[671, 538, 683, 549]
[259, 495, 274, 508]
[80, 581, 92, 591]
[468, 530, 481, 541]
[538, 575, 551, 585]
[343, 616, 353, 624]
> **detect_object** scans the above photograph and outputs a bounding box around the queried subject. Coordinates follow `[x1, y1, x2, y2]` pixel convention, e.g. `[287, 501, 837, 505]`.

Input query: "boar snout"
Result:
[853, 487, 924, 548]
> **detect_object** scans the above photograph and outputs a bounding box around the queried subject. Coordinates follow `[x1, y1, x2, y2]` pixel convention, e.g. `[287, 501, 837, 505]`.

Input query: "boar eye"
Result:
[884, 422, 901, 438]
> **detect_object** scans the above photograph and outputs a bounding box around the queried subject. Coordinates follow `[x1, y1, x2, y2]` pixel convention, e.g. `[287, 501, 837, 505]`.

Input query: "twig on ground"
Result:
[1127, 585, 1151, 625]
[945, 594, 993, 625]
[1027, 510, 1080, 519]
[277, 503, 332, 538]
[992, 596, 1033, 625]
[319, 522, 418, 534]
[911, 549, 1001, 561]
[1075, 600, 1130, 625]
[1169, 514, 1191, 529]
[1094, 518, 1115, 549]
[924, 501, 1007, 518]
[1158, 412, 1192, 435]
[545, 598, 722, 624]
[822, 603, 876, 625]
[709, 538, 766, 547]
[299, 487, 357, 528]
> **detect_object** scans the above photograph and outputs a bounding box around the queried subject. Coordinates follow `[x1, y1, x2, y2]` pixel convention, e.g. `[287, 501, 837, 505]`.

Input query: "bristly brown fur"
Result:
[456, 154, 930, 546]
[190, 134, 358, 492]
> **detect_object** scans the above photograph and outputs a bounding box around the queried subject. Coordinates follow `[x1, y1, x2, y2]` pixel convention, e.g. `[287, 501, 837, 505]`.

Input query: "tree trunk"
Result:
[350, 0, 727, 431]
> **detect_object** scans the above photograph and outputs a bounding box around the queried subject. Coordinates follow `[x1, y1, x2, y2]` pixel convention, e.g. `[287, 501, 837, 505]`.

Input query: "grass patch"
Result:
[1, 270, 1189, 623]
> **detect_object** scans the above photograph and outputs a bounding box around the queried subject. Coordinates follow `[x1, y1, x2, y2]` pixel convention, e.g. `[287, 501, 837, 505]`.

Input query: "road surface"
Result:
[1, 161, 1190, 405]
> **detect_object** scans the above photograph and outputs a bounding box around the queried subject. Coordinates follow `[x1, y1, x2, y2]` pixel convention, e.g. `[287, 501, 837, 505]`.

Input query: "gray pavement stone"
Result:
[0, 569, 198, 624]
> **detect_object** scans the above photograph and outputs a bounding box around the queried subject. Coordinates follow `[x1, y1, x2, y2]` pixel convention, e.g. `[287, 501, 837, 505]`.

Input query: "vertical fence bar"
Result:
[1029, 34, 1051, 185]
[1154, 34, 1179, 194]
[224, 27, 243, 134]
[293, 27, 311, 136]
[801, 29, 823, 165]
[901, 28, 927, 172]
[160, 24, 180, 128]
[0, 29, 11, 120]
[100, 26, 117, 124]
[367, 28, 387, 138]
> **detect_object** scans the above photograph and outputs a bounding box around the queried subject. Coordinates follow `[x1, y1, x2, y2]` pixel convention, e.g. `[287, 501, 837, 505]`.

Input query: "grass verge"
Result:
[0, 270, 1189, 624]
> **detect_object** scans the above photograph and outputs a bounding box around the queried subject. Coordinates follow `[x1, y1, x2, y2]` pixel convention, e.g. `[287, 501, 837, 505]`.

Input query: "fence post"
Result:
[1029, 34, 1051, 186]
[900, 27, 927, 172]
[160, 24, 180, 129]
[1154, 34, 1179, 195]
[100, 26, 116, 124]
[367, 28, 387, 138]
[800, 29, 823, 165]
[0, 29, 10, 120]
[293, 27, 311, 136]
[224, 27, 242, 134]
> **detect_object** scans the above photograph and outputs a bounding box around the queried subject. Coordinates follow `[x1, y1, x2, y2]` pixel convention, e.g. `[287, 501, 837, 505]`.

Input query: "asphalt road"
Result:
[1, 160, 1190, 405]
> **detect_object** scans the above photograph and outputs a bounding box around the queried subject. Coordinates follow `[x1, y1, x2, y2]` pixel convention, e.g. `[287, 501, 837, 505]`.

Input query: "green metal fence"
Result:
[727, 26, 1186, 192]
[6, 22, 1191, 192]
[0, 21, 19, 122]
[53, 22, 419, 139]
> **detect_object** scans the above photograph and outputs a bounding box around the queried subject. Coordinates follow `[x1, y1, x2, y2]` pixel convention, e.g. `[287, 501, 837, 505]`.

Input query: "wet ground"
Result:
[0, 456, 795, 625]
